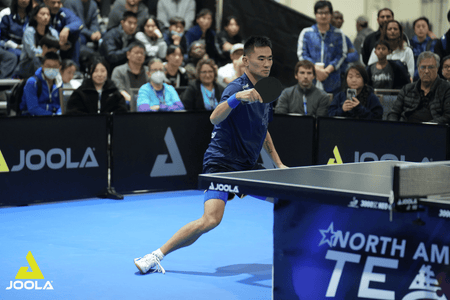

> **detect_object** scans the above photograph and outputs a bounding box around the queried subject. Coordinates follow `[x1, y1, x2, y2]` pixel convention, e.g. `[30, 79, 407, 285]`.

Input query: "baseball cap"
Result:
[230, 43, 244, 55]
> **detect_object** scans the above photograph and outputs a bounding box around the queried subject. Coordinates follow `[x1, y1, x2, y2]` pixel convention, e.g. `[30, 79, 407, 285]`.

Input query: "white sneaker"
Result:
[134, 253, 165, 274]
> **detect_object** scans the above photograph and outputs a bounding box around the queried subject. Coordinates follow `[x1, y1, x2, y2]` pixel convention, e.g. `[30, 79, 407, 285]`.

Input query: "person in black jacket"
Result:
[181, 58, 224, 111]
[66, 58, 128, 114]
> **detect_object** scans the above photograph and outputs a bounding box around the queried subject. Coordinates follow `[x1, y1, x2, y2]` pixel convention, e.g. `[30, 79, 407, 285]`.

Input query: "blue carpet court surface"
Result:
[0, 190, 273, 300]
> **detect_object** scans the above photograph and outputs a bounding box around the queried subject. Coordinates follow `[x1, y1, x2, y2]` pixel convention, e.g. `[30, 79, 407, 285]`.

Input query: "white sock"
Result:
[153, 249, 164, 260]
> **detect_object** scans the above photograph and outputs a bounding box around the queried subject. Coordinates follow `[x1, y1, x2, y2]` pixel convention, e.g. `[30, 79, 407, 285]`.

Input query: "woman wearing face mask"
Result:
[66, 58, 127, 115]
[135, 16, 167, 61]
[137, 58, 184, 111]
[368, 20, 414, 82]
[328, 64, 383, 120]
[20, 52, 62, 116]
[181, 58, 223, 111]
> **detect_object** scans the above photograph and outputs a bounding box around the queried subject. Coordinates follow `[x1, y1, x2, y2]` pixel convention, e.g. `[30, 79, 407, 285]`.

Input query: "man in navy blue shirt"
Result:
[134, 36, 287, 274]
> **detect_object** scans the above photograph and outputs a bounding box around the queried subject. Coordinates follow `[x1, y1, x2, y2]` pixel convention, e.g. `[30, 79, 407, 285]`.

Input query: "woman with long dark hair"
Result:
[66, 58, 127, 114]
[135, 16, 167, 61]
[328, 64, 383, 120]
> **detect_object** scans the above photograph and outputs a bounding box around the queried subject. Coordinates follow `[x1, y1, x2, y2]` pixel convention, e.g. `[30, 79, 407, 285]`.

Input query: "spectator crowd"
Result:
[2, 0, 450, 125]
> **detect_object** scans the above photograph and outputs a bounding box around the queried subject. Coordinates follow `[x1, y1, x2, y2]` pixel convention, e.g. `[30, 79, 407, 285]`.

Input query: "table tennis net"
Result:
[393, 162, 450, 198]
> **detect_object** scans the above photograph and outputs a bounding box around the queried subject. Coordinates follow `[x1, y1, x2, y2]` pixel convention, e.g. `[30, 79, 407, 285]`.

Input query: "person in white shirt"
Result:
[217, 43, 244, 88]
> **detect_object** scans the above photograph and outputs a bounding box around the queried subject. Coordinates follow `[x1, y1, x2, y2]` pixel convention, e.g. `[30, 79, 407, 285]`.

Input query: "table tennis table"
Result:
[198, 161, 450, 300]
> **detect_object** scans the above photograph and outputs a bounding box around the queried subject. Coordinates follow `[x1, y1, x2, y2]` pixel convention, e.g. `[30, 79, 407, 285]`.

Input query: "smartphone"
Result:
[347, 89, 357, 101]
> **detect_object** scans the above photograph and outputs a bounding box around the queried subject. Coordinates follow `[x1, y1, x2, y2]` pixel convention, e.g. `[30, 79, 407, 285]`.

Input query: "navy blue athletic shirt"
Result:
[203, 73, 273, 171]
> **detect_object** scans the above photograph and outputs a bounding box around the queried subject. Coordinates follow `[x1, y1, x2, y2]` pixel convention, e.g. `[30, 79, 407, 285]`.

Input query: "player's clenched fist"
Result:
[236, 89, 263, 103]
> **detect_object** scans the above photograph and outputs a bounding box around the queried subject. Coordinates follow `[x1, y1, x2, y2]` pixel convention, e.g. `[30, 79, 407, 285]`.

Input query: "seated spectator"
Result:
[14, 5, 60, 79]
[99, 11, 138, 71]
[181, 58, 223, 110]
[387, 51, 450, 124]
[442, 55, 450, 82]
[66, 58, 127, 114]
[0, 48, 18, 78]
[0, 0, 33, 59]
[137, 58, 184, 111]
[368, 20, 414, 82]
[157, 0, 195, 30]
[181, 8, 216, 62]
[366, 40, 410, 89]
[328, 64, 383, 119]
[184, 40, 208, 85]
[63, 0, 102, 58]
[217, 43, 244, 88]
[275, 60, 329, 116]
[164, 44, 188, 87]
[163, 16, 185, 48]
[111, 41, 148, 106]
[215, 15, 244, 67]
[410, 17, 437, 81]
[107, 0, 149, 31]
[135, 16, 167, 61]
[59, 59, 81, 89]
[44, 0, 82, 65]
[353, 16, 373, 59]
[20, 52, 61, 116]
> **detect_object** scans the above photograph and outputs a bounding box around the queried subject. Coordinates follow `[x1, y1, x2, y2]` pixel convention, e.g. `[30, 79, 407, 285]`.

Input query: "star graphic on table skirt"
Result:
[319, 222, 337, 247]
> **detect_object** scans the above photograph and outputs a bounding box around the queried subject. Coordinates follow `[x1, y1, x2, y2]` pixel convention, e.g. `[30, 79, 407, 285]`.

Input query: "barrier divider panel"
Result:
[0, 115, 109, 206]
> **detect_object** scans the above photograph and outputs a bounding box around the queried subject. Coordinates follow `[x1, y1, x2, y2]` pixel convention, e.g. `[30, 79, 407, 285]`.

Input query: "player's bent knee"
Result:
[201, 214, 222, 232]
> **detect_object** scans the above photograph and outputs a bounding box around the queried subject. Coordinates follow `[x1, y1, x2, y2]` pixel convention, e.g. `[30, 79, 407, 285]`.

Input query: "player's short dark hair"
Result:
[169, 16, 185, 28]
[243, 36, 272, 57]
[295, 60, 316, 77]
[42, 52, 61, 65]
[377, 8, 394, 18]
[314, 1, 333, 15]
[374, 40, 391, 52]
[413, 17, 430, 29]
[122, 11, 138, 21]
[39, 34, 60, 50]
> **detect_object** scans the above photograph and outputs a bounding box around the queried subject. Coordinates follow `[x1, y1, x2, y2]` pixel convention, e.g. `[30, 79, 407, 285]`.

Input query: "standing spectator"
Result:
[20, 52, 62, 116]
[14, 5, 59, 78]
[442, 55, 450, 82]
[361, 8, 394, 66]
[157, 0, 195, 30]
[353, 16, 373, 59]
[433, 9, 450, 62]
[297, 1, 347, 95]
[410, 17, 437, 81]
[387, 51, 450, 124]
[135, 16, 167, 61]
[275, 60, 329, 116]
[0, 0, 33, 58]
[366, 40, 410, 89]
[368, 20, 414, 81]
[163, 16, 185, 48]
[328, 64, 383, 120]
[66, 58, 127, 114]
[181, 58, 224, 111]
[184, 40, 208, 85]
[111, 42, 148, 106]
[43, 0, 83, 65]
[137, 58, 184, 112]
[99, 11, 138, 71]
[215, 15, 244, 67]
[217, 43, 245, 88]
[164, 44, 188, 87]
[107, 0, 149, 31]
[63, 0, 101, 50]
[181, 8, 216, 62]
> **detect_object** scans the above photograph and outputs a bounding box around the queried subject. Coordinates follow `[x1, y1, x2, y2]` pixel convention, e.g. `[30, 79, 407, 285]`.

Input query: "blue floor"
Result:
[0, 190, 273, 300]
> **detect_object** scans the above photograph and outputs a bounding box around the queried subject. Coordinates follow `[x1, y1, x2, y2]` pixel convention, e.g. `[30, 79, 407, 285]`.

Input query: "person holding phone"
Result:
[328, 64, 383, 119]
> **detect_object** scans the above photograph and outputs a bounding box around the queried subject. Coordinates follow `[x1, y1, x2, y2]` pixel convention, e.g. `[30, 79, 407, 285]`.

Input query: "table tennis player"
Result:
[134, 35, 288, 274]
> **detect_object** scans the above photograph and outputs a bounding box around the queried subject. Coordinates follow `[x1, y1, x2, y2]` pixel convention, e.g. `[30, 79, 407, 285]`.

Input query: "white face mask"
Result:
[43, 68, 59, 80]
[151, 71, 166, 85]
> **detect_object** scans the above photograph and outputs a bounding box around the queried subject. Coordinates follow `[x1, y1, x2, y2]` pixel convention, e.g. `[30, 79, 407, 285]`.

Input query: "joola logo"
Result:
[0, 147, 99, 172]
[6, 251, 54, 291]
[209, 182, 240, 193]
[439, 209, 450, 219]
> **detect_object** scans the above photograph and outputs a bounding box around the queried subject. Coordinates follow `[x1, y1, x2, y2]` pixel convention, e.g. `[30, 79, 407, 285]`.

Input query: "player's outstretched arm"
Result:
[264, 131, 288, 169]
[210, 90, 263, 125]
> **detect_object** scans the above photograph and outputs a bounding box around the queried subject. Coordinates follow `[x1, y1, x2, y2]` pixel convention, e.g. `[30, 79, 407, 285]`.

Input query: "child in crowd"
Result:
[366, 40, 410, 89]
